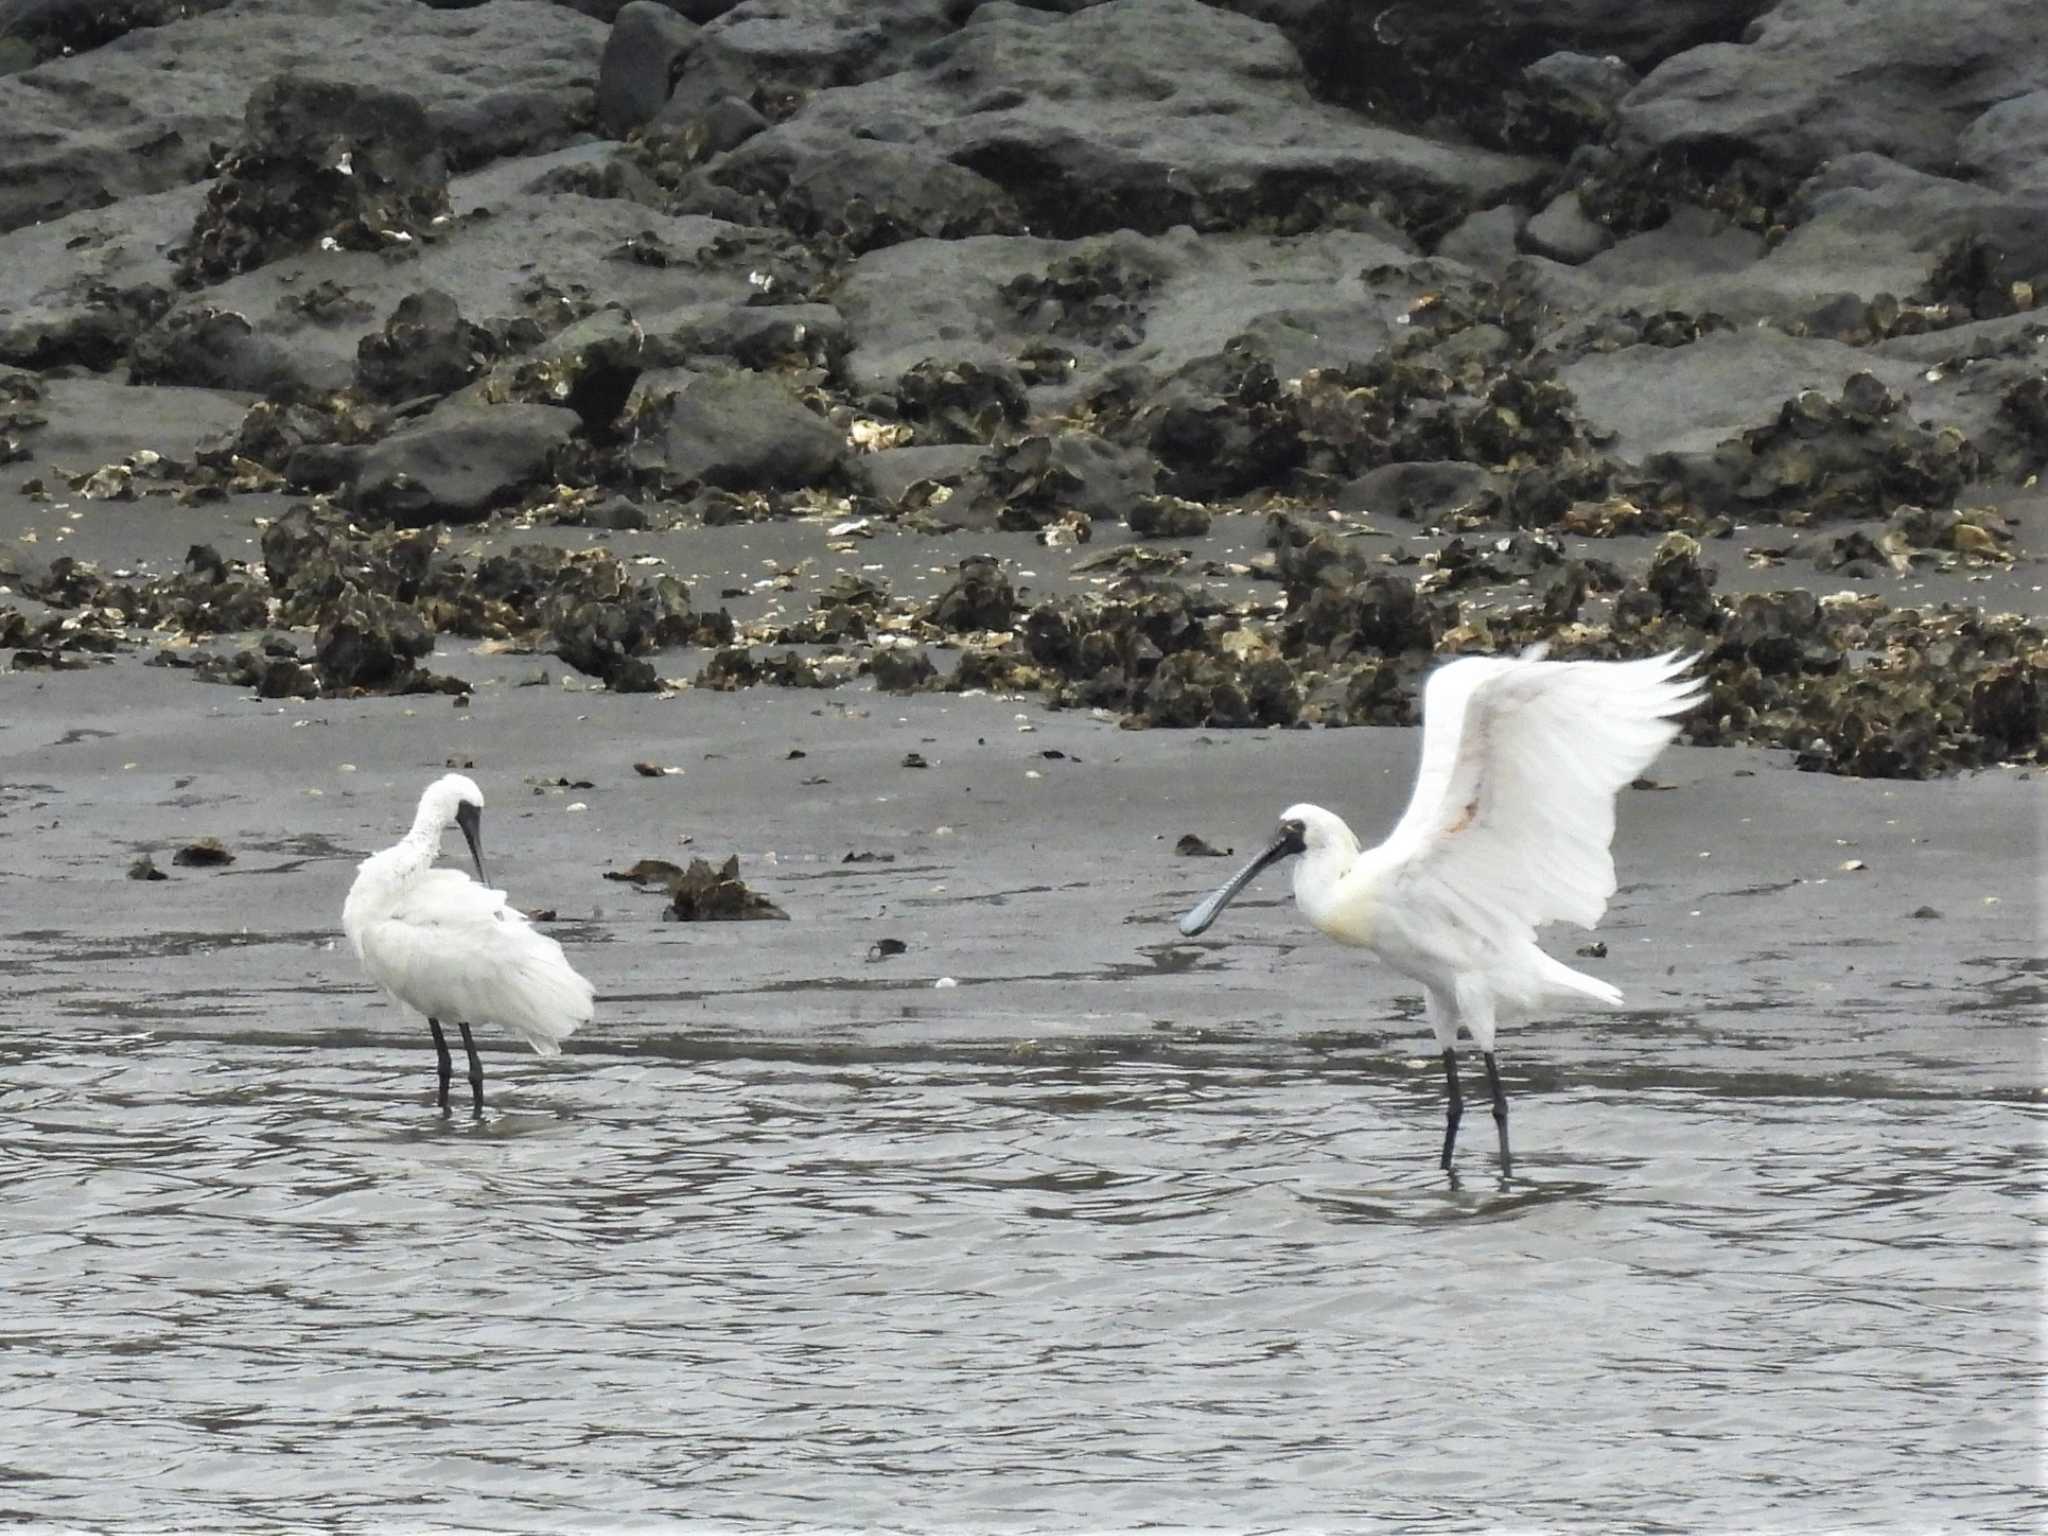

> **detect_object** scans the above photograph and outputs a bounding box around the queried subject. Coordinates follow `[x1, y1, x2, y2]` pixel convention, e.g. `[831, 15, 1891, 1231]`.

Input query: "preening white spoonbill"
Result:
[1179, 648, 1703, 1175]
[343, 773, 594, 1113]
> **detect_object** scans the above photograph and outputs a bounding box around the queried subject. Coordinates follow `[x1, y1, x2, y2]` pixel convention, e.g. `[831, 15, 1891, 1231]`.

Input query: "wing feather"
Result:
[358, 871, 593, 1053]
[1378, 649, 1701, 938]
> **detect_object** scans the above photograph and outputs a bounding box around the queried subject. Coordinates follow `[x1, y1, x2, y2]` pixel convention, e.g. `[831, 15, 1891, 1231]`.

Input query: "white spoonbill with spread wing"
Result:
[1180, 648, 1703, 1175]
[343, 773, 594, 1113]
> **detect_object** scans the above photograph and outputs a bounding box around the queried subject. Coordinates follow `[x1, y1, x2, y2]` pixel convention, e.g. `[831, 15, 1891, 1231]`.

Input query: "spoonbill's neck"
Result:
[1292, 828, 1373, 944]
[389, 812, 449, 877]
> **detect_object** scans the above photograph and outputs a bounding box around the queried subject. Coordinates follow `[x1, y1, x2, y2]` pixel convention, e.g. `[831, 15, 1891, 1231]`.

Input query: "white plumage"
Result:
[343, 772, 594, 1112]
[1180, 647, 1703, 1174]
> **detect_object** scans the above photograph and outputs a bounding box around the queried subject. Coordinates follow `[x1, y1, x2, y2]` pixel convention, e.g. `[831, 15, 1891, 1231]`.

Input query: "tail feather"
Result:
[481, 928, 595, 1055]
[1536, 949, 1624, 1009]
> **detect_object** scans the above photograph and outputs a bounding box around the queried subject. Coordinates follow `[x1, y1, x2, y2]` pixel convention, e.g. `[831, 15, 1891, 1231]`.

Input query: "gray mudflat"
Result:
[1, 657, 2038, 1530]
[2, 0, 2043, 1525]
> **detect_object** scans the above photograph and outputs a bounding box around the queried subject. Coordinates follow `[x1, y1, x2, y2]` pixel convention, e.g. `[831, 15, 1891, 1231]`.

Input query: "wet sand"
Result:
[2, 646, 2042, 1533]
[3, 646, 2037, 1090]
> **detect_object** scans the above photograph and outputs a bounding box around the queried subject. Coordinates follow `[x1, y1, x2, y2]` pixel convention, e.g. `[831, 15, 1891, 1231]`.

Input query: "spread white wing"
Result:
[1376, 648, 1702, 940]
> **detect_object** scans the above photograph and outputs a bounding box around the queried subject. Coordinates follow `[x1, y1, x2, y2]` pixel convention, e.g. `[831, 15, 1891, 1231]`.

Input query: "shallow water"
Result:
[2, 1011, 2039, 1531]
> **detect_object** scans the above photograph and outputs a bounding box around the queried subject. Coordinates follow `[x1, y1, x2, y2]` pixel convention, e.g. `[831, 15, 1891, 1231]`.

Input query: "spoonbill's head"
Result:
[418, 772, 488, 883]
[1278, 802, 1355, 856]
[1177, 804, 1333, 937]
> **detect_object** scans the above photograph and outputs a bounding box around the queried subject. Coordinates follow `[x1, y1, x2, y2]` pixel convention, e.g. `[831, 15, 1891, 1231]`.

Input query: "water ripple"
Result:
[0, 1024, 2038, 1531]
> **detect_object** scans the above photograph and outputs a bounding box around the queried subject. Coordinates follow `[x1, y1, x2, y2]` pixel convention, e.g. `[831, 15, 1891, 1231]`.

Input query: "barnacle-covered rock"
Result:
[924, 554, 1016, 634]
[178, 75, 450, 286]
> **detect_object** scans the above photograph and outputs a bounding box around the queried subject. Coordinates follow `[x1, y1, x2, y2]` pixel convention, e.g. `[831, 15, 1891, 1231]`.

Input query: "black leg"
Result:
[456, 1020, 484, 1115]
[1440, 1047, 1463, 1170]
[427, 1017, 453, 1111]
[1483, 1051, 1512, 1178]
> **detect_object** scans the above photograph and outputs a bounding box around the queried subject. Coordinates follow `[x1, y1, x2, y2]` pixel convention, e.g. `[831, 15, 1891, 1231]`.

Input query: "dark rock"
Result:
[1559, 331, 1946, 513]
[315, 590, 436, 691]
[1958, 88, 2048, 200]
[0, 0, 235, 70]
[694, 0, 1538, 245]
[1433, 530, 1566, 592]
[1126, 496, 1213, 539]
[284, 443, 369, 495]
[1339, 460, 1502, 522]
[1315, 0, 1770, 147]
[694, 95, 770, 155]
[1525, 49, 1638, 118]
[851, 444, 984, 506]
[627, 369, 844, 491]
[179, 74, 450, 287]
[508, 546, 712, 691]
[0, 186, 190, 368]
[691, 136, 1021, 253]
[129, 309, 306, 397]
[0, 0, 605, 236]
[894, 359, 1028, 446]
[695, 645, 830, 690]
[127, 853, 169, 881]
[1643, 533, 1717, 627]
[664, 854, 787, 921]
[1521, 190, 1611, 264]
[947, 432, 1153, 532]
[355, 290, 487, 403]
[1142, 356, 1303, 500]
[837, 227, 1418, 430]
[868, 647, 937, 692]
[583, 495, 652, 531]
[172, 838, 234, 867]
[1133, 649, 1301, 729]
[925, 555, 1016, 633]
[1175, 833, 1230, 857]
[1718, 589, 1825, 675]
[657, 0, 955, 127]
[486, 306, 645, 438]
[353, 400, 581, 525]
[1969, 662, 2041, 761]
[598, 1, 700, 138]
[1434, 205, 1524, 273]
[640, 300, 847, 371]
[1723, 372, 1982, 524]
[1618, 0, 2037, 182]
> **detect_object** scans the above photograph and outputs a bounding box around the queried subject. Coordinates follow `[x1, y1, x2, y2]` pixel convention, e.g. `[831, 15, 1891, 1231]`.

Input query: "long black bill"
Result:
[1178, 826, 1305, 937]
[454, 800, 488, 885]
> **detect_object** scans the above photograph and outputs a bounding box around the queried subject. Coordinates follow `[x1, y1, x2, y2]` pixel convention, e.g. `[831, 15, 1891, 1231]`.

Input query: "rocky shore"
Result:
[0, 0, 2042, 781]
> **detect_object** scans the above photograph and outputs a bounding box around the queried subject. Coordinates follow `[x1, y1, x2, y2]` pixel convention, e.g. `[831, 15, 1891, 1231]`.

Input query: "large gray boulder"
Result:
[352, 400, 581, 525]
[1617, 0, 2040, 177]
[627, 370, 846, 491]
